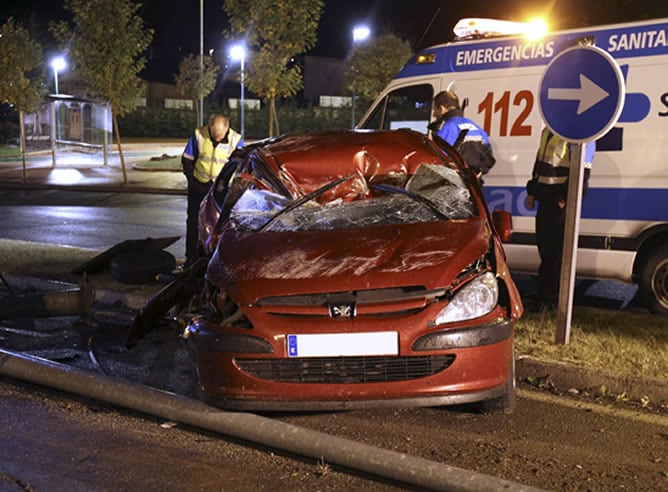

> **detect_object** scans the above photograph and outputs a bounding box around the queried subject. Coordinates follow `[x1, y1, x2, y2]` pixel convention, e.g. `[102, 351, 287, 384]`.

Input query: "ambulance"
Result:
[357, 17, 668, 315]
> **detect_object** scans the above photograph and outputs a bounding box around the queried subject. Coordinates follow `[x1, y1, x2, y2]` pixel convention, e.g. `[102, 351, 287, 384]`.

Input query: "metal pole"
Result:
[54, 68, 59, 95]
[555, 143, 585, 344]
[50, 101, 57, 167]
[240, 54, 245, 141]
[103, 103, 110, 166]
[351, 91, 355, 129]
[350, 25, 370, 130]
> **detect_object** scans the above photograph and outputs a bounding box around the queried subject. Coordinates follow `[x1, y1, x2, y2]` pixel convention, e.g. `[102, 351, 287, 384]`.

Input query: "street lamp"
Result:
[229, 43, 246, 141]
[351, 25, 370, 128]
[353, 25, 371, 43]
[51, 56, 67, 95]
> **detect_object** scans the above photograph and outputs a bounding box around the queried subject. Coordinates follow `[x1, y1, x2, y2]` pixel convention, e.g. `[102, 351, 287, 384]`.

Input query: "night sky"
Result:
[1, 0, 665, 82]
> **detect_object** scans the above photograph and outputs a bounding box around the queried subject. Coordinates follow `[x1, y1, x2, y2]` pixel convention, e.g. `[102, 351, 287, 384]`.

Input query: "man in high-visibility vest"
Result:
[181, 114, 243, 265]
[525, 127, 595, 309]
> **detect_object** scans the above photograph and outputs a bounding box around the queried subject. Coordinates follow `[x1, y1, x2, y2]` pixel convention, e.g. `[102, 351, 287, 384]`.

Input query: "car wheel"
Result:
[110, 249, 176, 285]
[637, 244, 668, 315]
[478, 347, 516, 414]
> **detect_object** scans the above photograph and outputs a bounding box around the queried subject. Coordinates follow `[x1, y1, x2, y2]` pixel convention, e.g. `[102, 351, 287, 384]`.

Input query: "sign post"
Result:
[538, 45, 625, 344]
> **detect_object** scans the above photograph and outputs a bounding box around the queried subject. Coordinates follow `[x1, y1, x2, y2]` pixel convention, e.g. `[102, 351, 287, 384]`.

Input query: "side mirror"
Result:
[492, 209, 513, 242]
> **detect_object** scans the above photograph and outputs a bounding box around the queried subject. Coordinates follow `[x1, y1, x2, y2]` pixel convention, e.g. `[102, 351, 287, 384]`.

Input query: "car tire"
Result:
[478, 347, 516, 414]
[637, 244, 668, 315]
[110, 249, 176, 285]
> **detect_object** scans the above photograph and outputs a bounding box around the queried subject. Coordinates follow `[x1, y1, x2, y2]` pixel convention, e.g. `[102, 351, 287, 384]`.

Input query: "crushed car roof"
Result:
[250, 130, 454, 198]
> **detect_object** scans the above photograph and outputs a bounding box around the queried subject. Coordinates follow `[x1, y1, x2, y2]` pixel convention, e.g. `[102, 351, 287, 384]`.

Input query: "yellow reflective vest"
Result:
[192, 126, 242, 183]
[535, 129, 571, 185]
[533, 128, 593, 186]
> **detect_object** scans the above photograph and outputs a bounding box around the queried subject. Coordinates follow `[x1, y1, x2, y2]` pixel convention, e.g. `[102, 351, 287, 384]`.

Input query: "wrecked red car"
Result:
[165, 129, 522, 412]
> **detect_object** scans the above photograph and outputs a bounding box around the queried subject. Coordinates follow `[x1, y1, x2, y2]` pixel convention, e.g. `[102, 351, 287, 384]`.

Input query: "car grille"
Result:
[235, 354, 456, 383]
[255, 286, 447, 318]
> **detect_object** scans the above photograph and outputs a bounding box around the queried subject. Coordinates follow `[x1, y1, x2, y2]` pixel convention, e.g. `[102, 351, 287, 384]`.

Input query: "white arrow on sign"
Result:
[547, 74, 610, 115]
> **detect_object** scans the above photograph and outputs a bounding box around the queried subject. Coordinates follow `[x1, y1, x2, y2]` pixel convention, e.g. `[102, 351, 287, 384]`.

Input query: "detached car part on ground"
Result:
[132, 130, 523, 413]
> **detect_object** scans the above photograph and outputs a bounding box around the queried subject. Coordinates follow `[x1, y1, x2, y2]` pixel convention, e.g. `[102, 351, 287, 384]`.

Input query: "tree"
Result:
[344, 33, 413, 102]
[224, 0, 324, 137]
[174, 54, 220, 127]
[51, 0, 153, 183]
[0, 18, 44, 180]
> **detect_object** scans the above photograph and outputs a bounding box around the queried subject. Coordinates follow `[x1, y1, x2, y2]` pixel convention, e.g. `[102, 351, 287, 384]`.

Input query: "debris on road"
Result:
[0, 278, 95, 320]
[70, 236, 180, 275]
[126, 257, 207, 348]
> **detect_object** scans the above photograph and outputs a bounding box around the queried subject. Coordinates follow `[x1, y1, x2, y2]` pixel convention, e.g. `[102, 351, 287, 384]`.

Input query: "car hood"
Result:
[207, 217, 491, 305]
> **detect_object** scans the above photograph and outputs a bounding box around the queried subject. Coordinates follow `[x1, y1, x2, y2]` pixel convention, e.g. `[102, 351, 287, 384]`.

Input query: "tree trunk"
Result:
[268, 95, 274, 137]
[268, 95, 280, 137]
[112, 112, 128, 184]
[194, 99, 200, 129]
[273, 97, 280, 136]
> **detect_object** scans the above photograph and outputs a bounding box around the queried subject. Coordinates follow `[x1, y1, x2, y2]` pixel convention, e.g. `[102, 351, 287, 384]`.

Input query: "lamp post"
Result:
[230, 43, 246, 141]
[50, 55, 67, 161]
[51, 56, 67, 95]
[351, 25, 370, 129]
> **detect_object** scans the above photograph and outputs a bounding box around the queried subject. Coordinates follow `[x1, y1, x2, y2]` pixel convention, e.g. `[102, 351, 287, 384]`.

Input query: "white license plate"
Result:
[286, 332, 398, 358]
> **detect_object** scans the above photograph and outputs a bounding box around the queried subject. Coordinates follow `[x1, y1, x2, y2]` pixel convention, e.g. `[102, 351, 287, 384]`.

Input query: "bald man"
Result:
[181, 114, 243, 265]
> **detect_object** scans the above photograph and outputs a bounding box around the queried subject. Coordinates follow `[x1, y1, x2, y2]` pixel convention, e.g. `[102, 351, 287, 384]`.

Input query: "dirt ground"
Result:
[1, 304, 666, 491]
[1, 375, 666, 491]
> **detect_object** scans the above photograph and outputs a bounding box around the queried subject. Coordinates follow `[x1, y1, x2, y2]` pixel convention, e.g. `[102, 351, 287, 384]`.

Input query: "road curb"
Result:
[516, 355, 668, 406]
[0, 180, 186, 195]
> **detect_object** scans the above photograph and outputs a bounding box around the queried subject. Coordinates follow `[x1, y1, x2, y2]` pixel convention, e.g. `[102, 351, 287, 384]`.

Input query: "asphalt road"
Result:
[0, 188, 187, 260]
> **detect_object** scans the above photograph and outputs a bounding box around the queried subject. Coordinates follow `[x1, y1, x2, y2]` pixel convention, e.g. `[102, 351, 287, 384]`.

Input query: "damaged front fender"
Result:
[125, 257, 208, 348]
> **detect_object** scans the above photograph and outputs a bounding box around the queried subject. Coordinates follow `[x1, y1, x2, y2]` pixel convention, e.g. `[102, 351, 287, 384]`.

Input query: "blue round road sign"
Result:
[539, 45, 625, 142]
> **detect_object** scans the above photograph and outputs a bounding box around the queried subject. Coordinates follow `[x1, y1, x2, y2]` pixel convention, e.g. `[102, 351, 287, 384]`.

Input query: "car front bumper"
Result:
[186, 317, 514, 411]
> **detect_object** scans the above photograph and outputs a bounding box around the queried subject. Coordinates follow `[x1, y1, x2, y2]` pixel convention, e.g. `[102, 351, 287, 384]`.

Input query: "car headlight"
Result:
[434, 272, 498, 324]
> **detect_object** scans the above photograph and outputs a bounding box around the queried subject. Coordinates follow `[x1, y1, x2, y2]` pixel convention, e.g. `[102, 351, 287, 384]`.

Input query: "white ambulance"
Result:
[358, 17, 668, 314]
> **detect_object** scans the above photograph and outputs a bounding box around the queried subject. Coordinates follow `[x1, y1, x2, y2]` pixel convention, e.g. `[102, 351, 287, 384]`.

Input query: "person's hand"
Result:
[182, 159, 194, 180]
[558, 197, 566, 209]
[525, 194, 535, 209]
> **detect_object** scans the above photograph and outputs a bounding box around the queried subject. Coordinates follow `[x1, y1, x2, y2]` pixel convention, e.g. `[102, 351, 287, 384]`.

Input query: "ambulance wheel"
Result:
[637, 244, 668, 315]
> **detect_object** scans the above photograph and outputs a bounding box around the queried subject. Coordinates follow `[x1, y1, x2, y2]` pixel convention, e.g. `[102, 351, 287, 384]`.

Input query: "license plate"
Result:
[286, 332, 398, 358]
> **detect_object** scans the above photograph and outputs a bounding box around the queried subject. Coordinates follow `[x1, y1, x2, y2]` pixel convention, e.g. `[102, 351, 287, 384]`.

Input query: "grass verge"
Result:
[133, 155, 181, 171]
[0, 239, 96, 276]
[0, 145, 20, 158]
[516, 308, 667, 381]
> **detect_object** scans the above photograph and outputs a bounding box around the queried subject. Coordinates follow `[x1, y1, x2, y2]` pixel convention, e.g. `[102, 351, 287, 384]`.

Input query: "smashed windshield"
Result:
[229, 164, 477, 232]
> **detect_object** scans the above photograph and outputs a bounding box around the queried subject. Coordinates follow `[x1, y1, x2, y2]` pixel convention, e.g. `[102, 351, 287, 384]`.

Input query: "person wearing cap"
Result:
[524, 127, 595, 309]
[181, 114, 243, 265]
[429, 90, 495, 176]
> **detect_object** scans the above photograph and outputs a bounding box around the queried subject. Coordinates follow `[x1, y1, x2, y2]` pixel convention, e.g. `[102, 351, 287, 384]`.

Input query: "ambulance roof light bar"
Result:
[453, 18, 548, 41]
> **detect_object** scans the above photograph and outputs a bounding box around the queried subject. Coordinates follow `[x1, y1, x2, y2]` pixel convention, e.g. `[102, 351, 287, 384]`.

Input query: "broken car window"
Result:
[229, 164, 476, 232]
